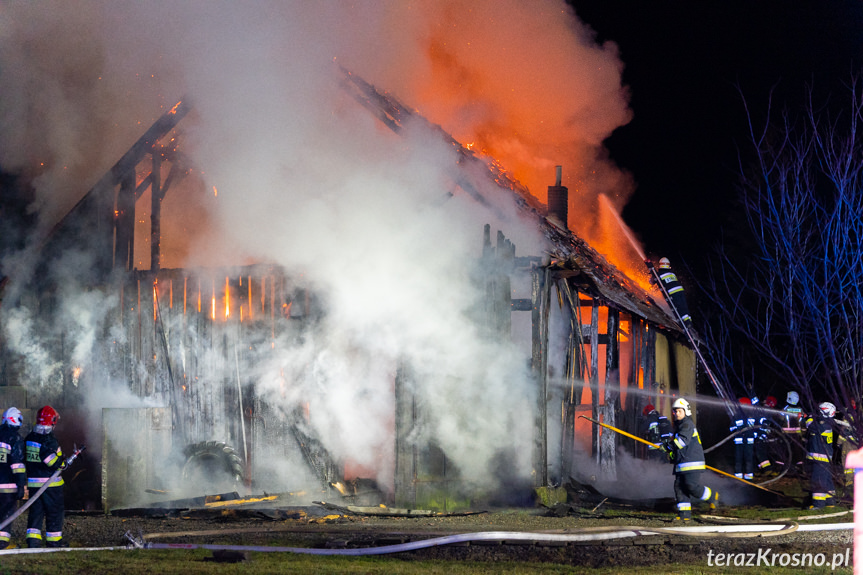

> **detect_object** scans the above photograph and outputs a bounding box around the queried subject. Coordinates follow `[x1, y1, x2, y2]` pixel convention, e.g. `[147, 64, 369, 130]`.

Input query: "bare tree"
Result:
[699, 79, 863, 433]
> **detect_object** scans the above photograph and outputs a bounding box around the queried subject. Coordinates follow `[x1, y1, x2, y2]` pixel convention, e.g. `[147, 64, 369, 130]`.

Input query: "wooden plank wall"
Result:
[122, 266, 293, 462]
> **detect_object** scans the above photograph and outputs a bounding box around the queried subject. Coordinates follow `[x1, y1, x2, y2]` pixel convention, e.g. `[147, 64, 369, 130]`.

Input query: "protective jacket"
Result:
[658, 267, 693, 327]
[783, 404, 803, 428]
[729, 413, 757, 440]
[642, 411, 673, 448]
[24, 429, 64, 490]
[669, 415, 705, 473]
[0, 423, 25, 495]
[803, 414, 833, 464]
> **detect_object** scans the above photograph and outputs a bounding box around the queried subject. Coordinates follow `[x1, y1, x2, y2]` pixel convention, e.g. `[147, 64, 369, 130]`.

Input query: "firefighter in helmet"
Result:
[802, 402, 836, 508]
[24, 406, 66, 548]
[654, 257, 693, 330]
[0, 407, 26, 549]
[640, 404, 673, 462]
[663, 398, 720, 520]
[783, 391, 804, 428]
[755, 396, 782, 474]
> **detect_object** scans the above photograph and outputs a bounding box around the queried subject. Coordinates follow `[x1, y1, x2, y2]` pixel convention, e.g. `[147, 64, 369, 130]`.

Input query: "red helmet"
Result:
[643, 404, 656, 416]
[738, 397, 751, 405]
[36, 405, 59, 426]
[764, 396, 778, 408]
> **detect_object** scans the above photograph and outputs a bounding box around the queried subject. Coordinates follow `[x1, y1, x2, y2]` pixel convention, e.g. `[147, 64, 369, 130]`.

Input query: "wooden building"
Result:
[0, 75, 696, 511]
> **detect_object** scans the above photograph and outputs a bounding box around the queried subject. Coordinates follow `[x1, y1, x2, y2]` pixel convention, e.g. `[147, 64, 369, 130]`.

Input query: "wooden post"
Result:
[531, 265, 550, 487]
[150, 149, 162, 272]
[495, 231, 514, 336]
[393, 362, 417, 507]
[115, 171, 136, 271]
[590, 299, 600, 461]
[630, 318, 644, 457]
[538, 267, 550, 486]
[559, 279, 579, 480]
[600, 308, 619, 480]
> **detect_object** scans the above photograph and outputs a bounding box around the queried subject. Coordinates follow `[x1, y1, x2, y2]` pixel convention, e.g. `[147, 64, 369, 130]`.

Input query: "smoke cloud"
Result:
[0, 1, 633, 499]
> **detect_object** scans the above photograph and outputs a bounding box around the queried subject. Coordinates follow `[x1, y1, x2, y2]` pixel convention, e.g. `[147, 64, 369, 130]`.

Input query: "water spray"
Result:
[578, 415, 789, 498]
[548, 376, 736, 413]
[598, 196, 735, 417]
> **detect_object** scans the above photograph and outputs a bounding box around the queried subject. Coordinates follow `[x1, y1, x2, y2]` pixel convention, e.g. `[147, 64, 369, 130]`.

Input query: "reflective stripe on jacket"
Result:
[24, 431, 64, 489]
[671, 415, 706, 473]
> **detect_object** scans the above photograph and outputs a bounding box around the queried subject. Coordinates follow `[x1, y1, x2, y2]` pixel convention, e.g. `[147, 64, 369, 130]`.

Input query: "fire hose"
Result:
[0, 445, 86, 533]
[578, 415, 788, 497]
[703, 424, 794, 486]
[0, 521, 829, 556]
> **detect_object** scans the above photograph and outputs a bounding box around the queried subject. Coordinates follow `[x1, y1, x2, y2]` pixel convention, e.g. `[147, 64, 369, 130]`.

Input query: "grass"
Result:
[0, 549, 854, 575]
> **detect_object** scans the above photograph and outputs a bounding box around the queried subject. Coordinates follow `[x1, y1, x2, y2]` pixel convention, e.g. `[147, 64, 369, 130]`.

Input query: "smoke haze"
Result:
[0, 1, 635, 497]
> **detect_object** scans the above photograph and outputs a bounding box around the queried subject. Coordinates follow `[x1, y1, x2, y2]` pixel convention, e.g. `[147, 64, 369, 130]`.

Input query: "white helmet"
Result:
[672, 398, 691, 416]
[819, 402, 836, 418]
[2, 407, 22, 427]
[659, 257, 671, 269]
[787, 391, 799, 405]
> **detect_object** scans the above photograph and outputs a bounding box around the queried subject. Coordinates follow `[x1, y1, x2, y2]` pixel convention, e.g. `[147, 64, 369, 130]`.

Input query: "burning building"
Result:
[0, 1, 698, 512]
[0, 66, 694, 511]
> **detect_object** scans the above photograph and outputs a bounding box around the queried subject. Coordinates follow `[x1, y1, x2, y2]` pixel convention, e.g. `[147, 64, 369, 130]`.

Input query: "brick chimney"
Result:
[547, 165, 568, 230]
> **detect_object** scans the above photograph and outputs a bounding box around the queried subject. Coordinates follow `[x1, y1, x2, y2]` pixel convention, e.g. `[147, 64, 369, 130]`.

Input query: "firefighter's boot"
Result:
[709, 490, 721, 510]
[673, 503, 692, 521]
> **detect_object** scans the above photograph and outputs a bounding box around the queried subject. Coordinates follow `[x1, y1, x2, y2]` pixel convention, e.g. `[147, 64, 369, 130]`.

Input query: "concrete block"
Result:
[101, 407, 172, 512]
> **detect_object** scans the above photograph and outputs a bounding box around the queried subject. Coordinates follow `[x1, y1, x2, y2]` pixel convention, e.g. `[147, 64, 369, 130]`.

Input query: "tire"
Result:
[181, 441, 245, 485]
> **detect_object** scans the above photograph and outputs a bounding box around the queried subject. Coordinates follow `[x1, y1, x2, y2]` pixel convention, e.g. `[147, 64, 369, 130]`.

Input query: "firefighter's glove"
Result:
[660, 441, 674, 463]
[58, 460, 67, 471]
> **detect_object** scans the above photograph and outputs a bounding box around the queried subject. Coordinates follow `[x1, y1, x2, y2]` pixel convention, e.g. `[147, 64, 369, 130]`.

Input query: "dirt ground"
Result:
[2, 469, 852, 570]
[2, 496, 849, 570]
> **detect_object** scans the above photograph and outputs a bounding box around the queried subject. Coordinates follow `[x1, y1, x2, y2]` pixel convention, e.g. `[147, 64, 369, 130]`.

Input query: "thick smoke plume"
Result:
[0, 2, 633, 497]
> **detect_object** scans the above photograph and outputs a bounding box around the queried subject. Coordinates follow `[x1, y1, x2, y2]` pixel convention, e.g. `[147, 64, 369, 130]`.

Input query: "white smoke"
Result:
[0, 1, 632, 498]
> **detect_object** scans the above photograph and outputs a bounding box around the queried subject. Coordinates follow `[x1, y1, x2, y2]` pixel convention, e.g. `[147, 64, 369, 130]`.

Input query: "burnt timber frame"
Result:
[341, 67, 694, 500]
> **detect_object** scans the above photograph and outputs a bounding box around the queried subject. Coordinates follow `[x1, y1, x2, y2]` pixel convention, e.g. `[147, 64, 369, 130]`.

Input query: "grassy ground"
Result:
[0, 548, 854, 575]
[0, 474, 852, 574]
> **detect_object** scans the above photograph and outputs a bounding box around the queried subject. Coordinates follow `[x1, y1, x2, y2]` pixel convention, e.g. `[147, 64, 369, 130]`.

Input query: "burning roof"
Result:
[341, 68, 682, 335]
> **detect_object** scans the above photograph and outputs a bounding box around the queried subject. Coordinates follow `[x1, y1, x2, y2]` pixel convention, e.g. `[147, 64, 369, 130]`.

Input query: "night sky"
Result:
[569, 1, 863, 275]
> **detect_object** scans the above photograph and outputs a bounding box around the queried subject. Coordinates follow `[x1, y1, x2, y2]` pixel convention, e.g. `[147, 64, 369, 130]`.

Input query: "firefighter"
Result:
[802, 402, 836, 509]
[663, 398, 719, 520]
[655, 257, 693, 330]
[730, 398, 756, 480]
[24, 406, 66, 548]
[833, 403, 857, 487]
[783, 391, 804, 428]
[756, 396, 781, 473]
[0, 407, 26, 549]
[640, 404, 673, 462]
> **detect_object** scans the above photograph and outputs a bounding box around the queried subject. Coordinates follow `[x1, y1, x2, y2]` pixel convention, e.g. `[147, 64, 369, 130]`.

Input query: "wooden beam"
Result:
[589, 300, 600, 460]
[600, 308, 619, 480]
